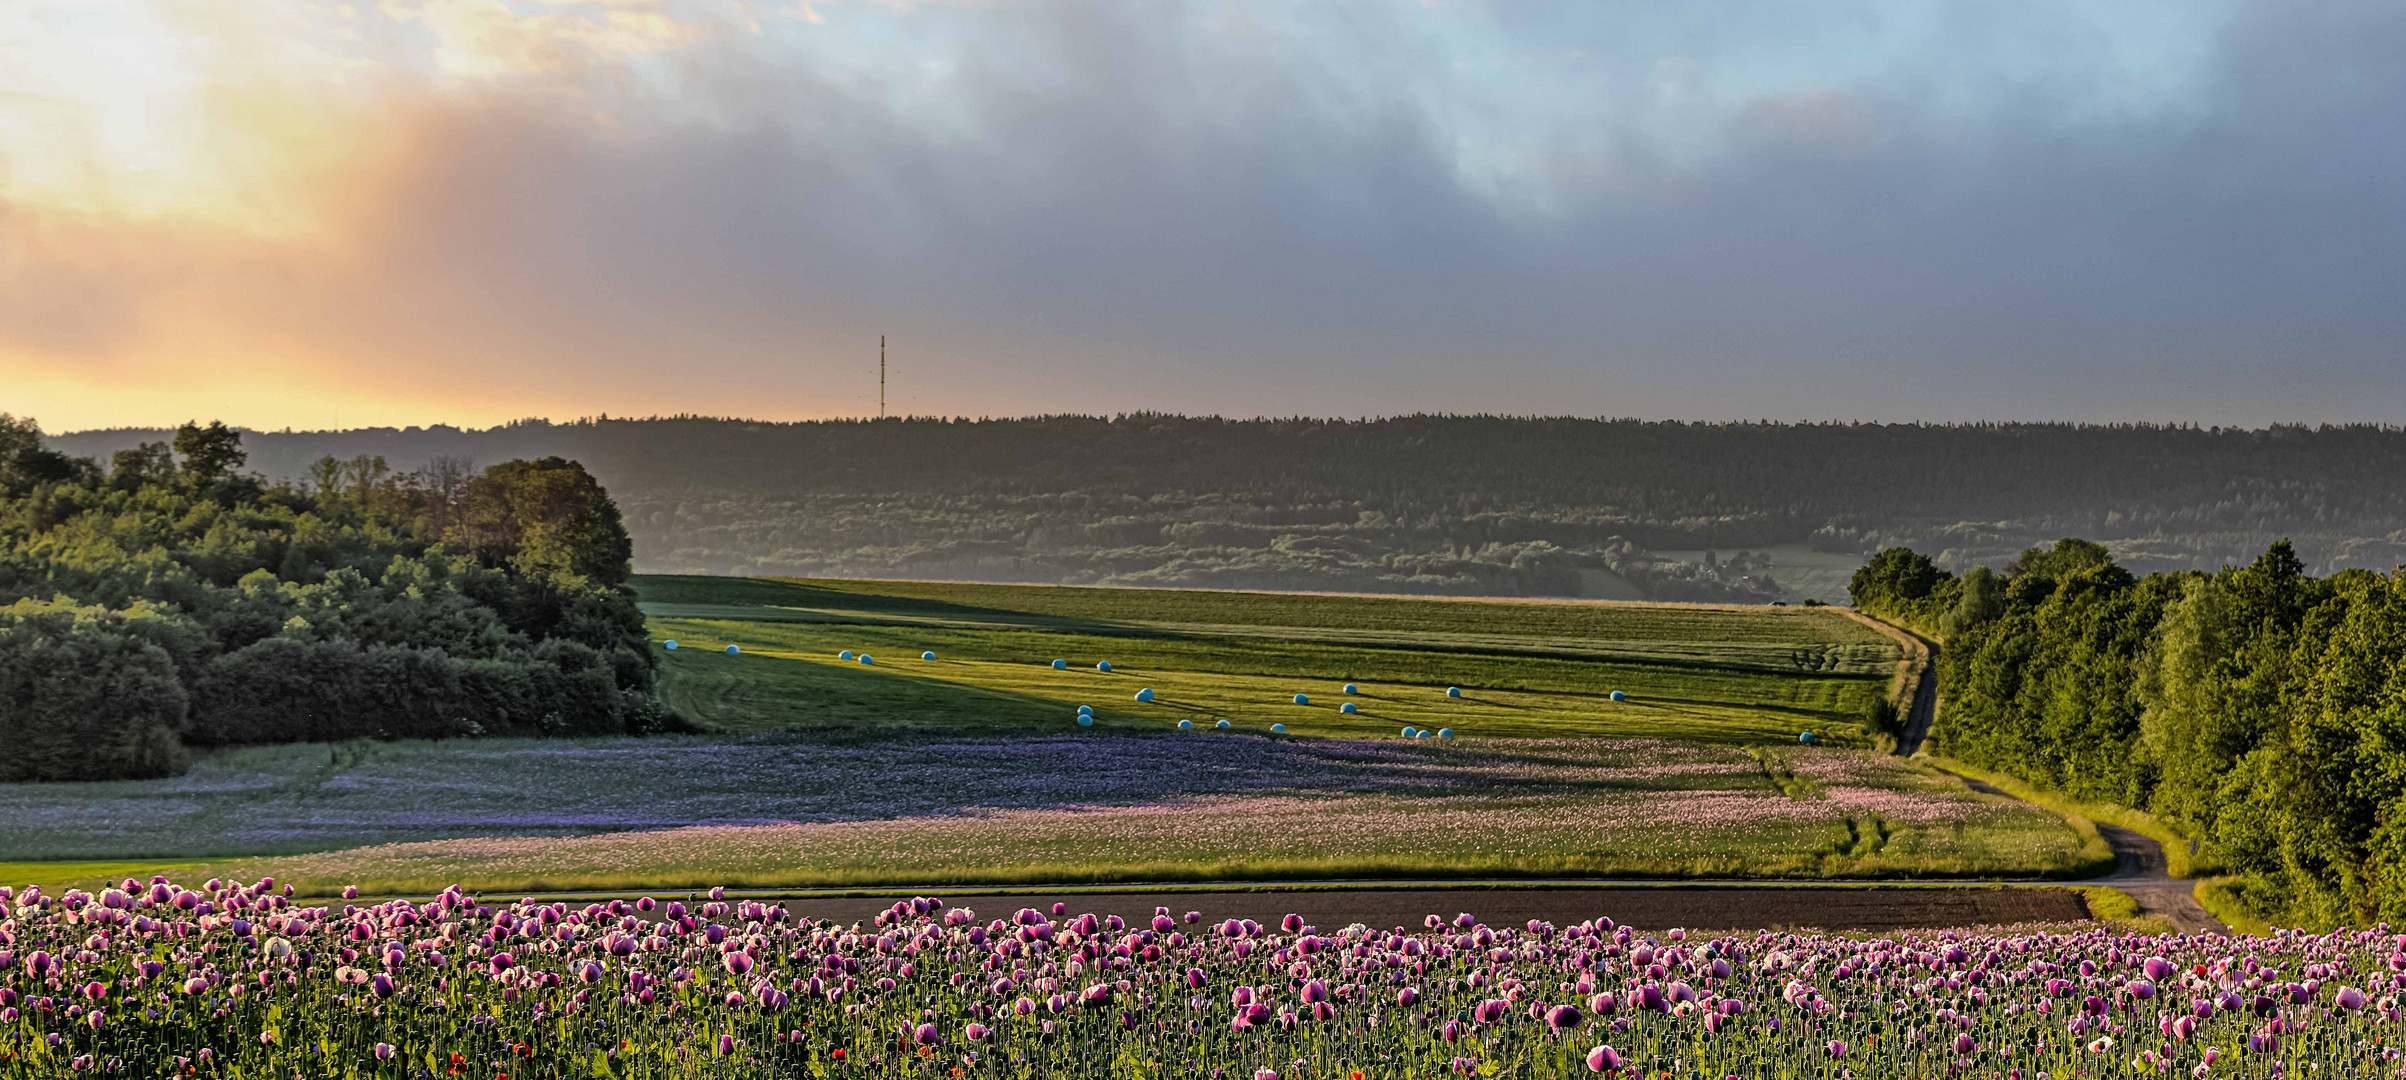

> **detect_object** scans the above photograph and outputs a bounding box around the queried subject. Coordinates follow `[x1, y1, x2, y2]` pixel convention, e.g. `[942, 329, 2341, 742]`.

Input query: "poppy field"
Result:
[0, 875, 2388, 1079]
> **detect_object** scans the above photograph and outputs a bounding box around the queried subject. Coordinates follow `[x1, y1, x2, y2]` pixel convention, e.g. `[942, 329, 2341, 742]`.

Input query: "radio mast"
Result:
[879, 335, 886, 419]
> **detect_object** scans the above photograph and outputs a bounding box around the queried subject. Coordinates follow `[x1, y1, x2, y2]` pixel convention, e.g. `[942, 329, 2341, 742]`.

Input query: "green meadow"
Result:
[640, 575, 1900, 743]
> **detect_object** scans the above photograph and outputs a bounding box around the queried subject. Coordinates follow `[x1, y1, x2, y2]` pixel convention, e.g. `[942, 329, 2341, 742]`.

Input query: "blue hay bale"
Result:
[1438, 728, 1456, 739]
[1135, 688, 1154, 703]
[662, 640, 679, 651]
[837, 650, 854, 660]
[1446, 687, 1461, 699]
[922, 651, 936, 661]
[858, 654, 874, 665]
[725, 645, 741, 656]
[1076, 714, 1093, 727]
[1401, 726, 1418, 737]
[1343, 683, 1358, 695]
[1097, 661, 1113, 672]
[1610, 690, 1627, 702]
[1416, 729, 1432, 739]
[1177, 719, 1194, 731]
[1340, 702, 1358, 715]
[1292, 694, 1310, 705]
[1051, 659, 1068, 670]
[1270, 723, 1287, 733]
[1214, 719, 1231, 730]
[1799, 731, 1816, 744]
[1078, 704, 1094, 715]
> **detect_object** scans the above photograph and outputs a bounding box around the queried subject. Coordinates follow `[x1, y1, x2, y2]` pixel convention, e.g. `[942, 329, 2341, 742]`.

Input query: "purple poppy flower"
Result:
[1586, 1045, 1623, 1072]
[1547, 1004, 1584, 1030]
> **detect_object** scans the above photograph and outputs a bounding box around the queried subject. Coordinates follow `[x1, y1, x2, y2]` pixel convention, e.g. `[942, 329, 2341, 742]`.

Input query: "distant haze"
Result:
[5, 1, 2405, 431]
[46, 417, 2406, 603]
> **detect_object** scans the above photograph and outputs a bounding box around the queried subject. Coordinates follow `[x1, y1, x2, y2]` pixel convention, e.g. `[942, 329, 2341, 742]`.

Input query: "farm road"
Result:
[1941, 768, 2226, 935]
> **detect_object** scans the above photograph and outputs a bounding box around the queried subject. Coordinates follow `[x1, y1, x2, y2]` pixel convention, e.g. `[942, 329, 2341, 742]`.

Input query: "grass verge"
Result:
[1923, 756, 2207, 878]
[2072, 886, 2172, 934]
[0, 861, 204, 895]
[2196, 876, 2278, 935]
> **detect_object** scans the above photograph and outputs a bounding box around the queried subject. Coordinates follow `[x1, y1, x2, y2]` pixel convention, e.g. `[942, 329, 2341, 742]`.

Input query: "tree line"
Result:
[1852, 539, 2406, 928]
[0, 416, 672, 783]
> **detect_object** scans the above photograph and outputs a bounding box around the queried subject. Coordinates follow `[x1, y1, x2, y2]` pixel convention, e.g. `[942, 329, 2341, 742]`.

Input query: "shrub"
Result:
[0, 598, 189, 780]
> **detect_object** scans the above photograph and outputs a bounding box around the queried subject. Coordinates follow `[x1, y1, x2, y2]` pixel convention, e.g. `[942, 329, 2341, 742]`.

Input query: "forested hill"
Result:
[51, 416, 2406, 601]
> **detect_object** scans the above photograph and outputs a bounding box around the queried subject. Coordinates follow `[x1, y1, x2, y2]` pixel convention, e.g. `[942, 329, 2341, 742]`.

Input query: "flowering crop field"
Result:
[1, 737, 2093, 897]
[634, 576, 1900, 742]
[0, 576, 2064, 898]
[0, 876, 2389, 1080]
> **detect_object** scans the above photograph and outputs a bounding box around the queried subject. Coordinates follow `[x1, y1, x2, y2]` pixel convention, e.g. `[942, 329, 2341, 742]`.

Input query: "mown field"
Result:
[641, 575, 1900, 742]
[0, 577, 2099, 897]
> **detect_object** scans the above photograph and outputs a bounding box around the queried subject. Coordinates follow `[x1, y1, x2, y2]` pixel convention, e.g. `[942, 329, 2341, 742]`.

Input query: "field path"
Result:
[1894, 629, 1939, 755]
[1943, 767, 2226, 934]
[1835, 610, 1938, 754]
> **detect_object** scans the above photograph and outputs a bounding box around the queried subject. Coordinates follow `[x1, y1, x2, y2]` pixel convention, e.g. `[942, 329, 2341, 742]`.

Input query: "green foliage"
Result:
[172, 419, 248, 487]
[1849, 547, 1958, 633]
[1871, 537, 2406, 929]
[0, 598, 190, 781]
[0, 420, 670, 780]
[0, 414, 93, 493]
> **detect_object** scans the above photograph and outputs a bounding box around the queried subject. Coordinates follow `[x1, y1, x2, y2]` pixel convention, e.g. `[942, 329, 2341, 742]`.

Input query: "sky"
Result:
[3, 0, 2402, 433]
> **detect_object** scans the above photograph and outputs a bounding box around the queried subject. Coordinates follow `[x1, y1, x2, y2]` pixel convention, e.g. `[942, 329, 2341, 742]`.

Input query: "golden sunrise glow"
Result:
[0, 0, 722, 236]
[0, 0, 773, 431]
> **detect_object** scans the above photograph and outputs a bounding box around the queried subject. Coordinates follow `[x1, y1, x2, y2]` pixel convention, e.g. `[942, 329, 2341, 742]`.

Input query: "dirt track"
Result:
[768, 885, 2086, 933]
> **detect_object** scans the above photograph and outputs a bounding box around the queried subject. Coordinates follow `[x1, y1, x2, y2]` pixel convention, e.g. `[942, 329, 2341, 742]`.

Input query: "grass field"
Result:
[0, 576, 2100, 897]
[640, 575, 1899, 742]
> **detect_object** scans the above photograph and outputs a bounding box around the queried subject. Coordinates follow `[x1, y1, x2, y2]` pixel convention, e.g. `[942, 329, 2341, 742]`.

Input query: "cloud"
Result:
[4, 0, 2403, 431]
